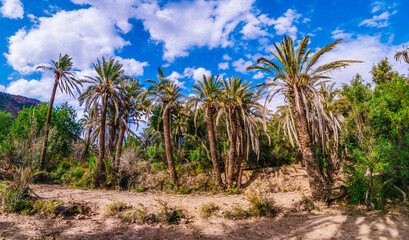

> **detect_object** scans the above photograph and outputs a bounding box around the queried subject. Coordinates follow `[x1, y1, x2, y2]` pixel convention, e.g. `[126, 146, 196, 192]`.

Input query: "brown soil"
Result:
[1, 166, 408, 239]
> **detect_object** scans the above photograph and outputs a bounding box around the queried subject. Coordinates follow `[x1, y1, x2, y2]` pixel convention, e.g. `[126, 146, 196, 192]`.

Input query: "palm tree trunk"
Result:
[206, 107, 224, 190]
[82, 127, 92, 160]
[114, 110, 128, 172]
[97, 94, 108, 187]
[226, 110, 237, 186]
[39, 75, 59, 170]
[292, 87, 325, 200]
[163, 105, 177, 184]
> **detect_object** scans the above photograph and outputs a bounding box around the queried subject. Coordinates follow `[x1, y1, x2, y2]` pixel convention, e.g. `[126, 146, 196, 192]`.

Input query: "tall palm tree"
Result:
[36, 54, 82, 170]
[79, 103, 99, 160]
[146, 68, 182, 184]
[79, 57, 125, 187]
[114, 78, 145, 171]
[394, 47, 409, 64]
[190, 75, 224, 190]
[219, 77, 265, 187]
[247, 35, 361, 199]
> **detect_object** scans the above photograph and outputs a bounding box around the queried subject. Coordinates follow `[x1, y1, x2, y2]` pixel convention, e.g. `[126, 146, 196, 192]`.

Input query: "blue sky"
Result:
[0, 0, 408, 114]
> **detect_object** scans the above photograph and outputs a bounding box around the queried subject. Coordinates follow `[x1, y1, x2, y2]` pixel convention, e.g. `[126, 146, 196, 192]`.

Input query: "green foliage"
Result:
[105, 201, 130, 216]
[371, 58, 399, 85]
[0, 186, 32, 213]
[200, 202, 219, 218]
[122, 204, 149, 223]
[187, 146, 210, 174]
[32, 199, 63, 218]
[300, 196, 315, 212]
[153, 199, 185, 224]
[247, 193, 281, 218]
[223, 206, 250, 220]
[0, 111, 11, 142]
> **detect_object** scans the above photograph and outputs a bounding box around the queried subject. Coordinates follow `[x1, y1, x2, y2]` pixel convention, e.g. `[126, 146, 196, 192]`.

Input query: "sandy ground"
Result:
[0, 184, 408, 240]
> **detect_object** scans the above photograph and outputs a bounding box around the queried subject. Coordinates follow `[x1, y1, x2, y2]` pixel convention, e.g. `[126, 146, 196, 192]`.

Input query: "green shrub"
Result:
[200, 202, 219, 218]
[105, 201, 130, 216]
[300, 196, 315, 211]
[180, 188, 191, 195]
[247, 194, 281, 218]
[135, 186, 146, 193]
[154, 199, 185, 224]
[224, 186, 241, 195]
[0, 187, 32, 213]
[223, 206, 249, 220]
[122, 204, 149, 223]
[32, 199, 62, 218]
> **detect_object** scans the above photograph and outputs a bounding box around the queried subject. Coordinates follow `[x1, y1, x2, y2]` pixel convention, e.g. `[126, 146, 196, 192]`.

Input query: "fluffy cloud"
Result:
[218, 62, 229, 70]
[134, 0, 263, 61]
[271, 9, 300, 39]
[184, 67, 211, 82]
[5, 8, 130, 73]
[252, 72, 265, 79]
[115, 57, 148, 76]
[223, 54, 232, 61]
[71, 0, 137, 33]
[0, 84, 5, 92]
[232, 58, 253, 73]
[317, 35, 409, 85]
[167, 71, 185, 88]
[0, 0, 23, 19]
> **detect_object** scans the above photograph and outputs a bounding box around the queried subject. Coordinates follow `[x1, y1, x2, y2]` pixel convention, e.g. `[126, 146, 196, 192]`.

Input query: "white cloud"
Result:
[223, 54, 232, 61]
[71, 0, 137, 33]
[331, 28, 353, 40]
[134, 0, 260, 61]
[252, 72, 265, 79]
[240, 13, 270, 39]
[0, 0, 23, 19]
[232, 58, 253, 73]
[184, 67, 212, 83]
[218, 62, 229, 70]
[371, 1, 385, 13]
[5, 8, 130, 73]
[115, 57, 148, 76]
[167, 71, 185, 88]
[359, 11, 393, 28]
[271, 9, 301, 39]
[0, 84, 5, 92]
[317, 35, 409, 86]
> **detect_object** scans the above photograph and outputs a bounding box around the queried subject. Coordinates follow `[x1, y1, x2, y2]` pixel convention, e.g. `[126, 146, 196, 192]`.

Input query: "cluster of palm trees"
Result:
[38, 35, 365, 199]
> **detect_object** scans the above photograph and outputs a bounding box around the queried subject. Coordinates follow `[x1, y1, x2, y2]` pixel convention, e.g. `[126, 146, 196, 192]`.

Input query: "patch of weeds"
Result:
[135, 186, 146, 193]
[154, 199, 185, 224]
[301, 196, 315, 212]
[32, 199, 63, 218]
[123, 204, 149, 223]
[224, 186, 241, 195]
[200, 202, 219, 218]
[105, 201, 130, 216]
[223, 206, 250, 220]
[180, 188, 191, 195]
[247, 193, 281, 218]
[0, 186, 32, 213]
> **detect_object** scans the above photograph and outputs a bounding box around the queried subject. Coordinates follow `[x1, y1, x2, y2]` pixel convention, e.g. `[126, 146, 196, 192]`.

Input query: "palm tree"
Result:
[247, 35, 361, 199]
[190, 75, 224, 190]
[219, 77, 265, 187]
[79, 103, 99, 160]
[114, 78, 145, 171]
[146, 68, 182, 184]
[79, 57, 125, 187]
[394, 47, 409, 64]
[36, 54, 82, 170]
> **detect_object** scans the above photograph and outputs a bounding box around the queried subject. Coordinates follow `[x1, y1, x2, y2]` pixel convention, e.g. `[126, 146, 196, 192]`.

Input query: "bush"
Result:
[300, 196, 315, 212]
[223, 206, 249, 220]
[247, 193, 281, 218]
[32, 199, 63, 218]
[0, 187, 32, 213]
[200, 202, 219, 218]
[154, 199, 185, 224]
[105, 201, 130, 216]
[122, 204, 149, 223]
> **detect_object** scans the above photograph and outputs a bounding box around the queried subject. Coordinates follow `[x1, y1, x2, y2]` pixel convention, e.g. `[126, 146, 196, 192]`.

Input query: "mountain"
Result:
[0, 92, 41, 118]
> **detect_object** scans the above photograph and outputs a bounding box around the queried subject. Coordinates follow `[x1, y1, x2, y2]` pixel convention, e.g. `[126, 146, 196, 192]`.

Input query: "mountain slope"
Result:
[0, 92, 41, 118]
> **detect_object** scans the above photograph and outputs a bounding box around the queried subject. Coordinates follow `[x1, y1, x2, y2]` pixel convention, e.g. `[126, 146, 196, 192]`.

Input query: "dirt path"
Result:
[1, 184, 408, 240]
